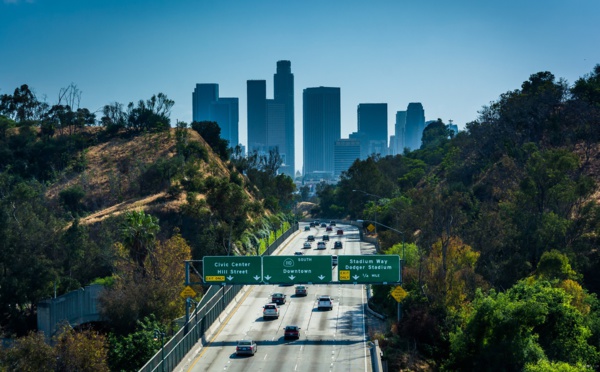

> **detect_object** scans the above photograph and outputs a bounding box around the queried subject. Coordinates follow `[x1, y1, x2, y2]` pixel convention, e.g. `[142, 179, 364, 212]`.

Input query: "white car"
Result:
[263, 303, 280, 319]
[303, 241, 312, 249]
[317, 241, 326, 249]
[317, 295, 334, 310]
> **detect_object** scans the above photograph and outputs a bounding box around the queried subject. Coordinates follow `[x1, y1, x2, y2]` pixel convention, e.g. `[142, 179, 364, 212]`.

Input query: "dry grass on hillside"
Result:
[46, 128, 231, 225]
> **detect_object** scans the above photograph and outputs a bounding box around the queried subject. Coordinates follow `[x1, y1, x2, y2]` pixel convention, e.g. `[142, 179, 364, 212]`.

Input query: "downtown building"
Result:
[391, 110, 407, 155]
[334, 139, 360, 177]
[246, 61, 295, 177]
[192, 83, 239, 147]
[404, 102, 425, 151]
[356, 103, 388, 159]
[303, 87, 341, 179]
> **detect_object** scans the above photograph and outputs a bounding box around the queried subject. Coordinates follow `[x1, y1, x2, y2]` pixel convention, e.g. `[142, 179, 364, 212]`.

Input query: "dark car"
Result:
[326, 226, 333, 232]
[294, 251, 304, 256]
[271, 292, 287, 305]
[334, 241, 343, 249]
[295, 285, 307, 296]
[283, 325, 300, 339]
[336, 229, 344, 235]
[304, 225, 310, 231]
[320, 223, 327, 228]
[236, 339, 257, 356]
[330, 221, 336, 226]
[309, 222, 315, 227]
[307, 235, 315, 241]
[322, 234, 330, 241]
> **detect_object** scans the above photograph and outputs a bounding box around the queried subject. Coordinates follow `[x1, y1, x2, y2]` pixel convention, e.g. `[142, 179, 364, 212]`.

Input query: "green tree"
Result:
[191, 121, 230, 160]
[447, 281, 598, 371]
[119, 210, 160, 274]
[107, 316, 165, 372]
[54, 326, 110, 372]
[0, 332, 55, 371]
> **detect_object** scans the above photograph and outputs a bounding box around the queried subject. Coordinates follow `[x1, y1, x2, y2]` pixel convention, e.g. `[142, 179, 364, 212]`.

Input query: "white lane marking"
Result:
[362, 285, 367, 371]
[263, 353, 268, 360]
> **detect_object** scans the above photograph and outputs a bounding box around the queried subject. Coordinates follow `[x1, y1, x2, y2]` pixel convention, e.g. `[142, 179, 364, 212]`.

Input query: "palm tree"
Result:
[120, 210, 159, 274]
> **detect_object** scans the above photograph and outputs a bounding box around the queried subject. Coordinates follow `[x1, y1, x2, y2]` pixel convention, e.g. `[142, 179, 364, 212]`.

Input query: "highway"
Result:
[181, 222, 375, 372]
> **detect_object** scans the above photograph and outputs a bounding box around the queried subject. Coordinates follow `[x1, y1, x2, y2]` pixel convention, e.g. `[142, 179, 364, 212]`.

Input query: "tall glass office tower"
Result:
[357, 103, 388, 159]
[274, 61, 295, 178]
[303, 87, 341, 175]
[247, 61, 295, 177]
[405, 102, 425, 151]
[192, 83, 239, 147]
[247, 80, 267, 153]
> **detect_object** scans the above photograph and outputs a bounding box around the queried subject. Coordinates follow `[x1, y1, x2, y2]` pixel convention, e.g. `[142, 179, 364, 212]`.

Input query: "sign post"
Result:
[337, 255, 401, 284]
[262, 255, 332, 284]
[391, 286, 407, 322]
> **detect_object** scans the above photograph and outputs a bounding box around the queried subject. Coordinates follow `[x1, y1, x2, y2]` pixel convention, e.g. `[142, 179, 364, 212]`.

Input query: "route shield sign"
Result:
[263, 255, 332, 284]
[203, 256, 262, 284]
[337, 255, 401, 284]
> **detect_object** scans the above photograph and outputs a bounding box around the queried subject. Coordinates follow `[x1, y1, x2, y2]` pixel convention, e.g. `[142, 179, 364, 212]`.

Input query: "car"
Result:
[326, 226, 333, 232]
[294, 251, 304, 255]
[309, 222, 315, 227]
[283, 325, 301, 339]
[271, 292, 287, 305]
[318, 295, 334, 310]
[334, 241, 343, 249]
[330, 221, 336, 226]
[304, 225, 310, 231]
[322, 234, 330, 241]
[320, 223, 327, 228]
[236, 339, 257, 356]
[295, 285, 307, 296]
[263, 303, 280, 319]
[307, 235, 315, 241]
[303, 241, 312, 249]
[317, 241, 326, 249]
[332, 255, 338, 266]
[336, 229, 344, 235]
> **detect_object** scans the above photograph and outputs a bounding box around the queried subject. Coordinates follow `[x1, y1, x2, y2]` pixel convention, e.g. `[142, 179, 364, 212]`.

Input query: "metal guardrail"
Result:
[139, 223, 299, 372]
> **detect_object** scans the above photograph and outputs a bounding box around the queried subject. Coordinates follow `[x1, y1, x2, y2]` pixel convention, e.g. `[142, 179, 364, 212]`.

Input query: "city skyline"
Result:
[2, 0, 599, 174]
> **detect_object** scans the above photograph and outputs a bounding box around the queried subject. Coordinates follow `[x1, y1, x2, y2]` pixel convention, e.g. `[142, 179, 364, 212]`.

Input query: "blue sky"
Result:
[2, 0, 599, 172]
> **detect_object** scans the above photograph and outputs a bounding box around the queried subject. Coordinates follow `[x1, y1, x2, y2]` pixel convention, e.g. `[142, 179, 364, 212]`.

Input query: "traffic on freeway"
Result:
[181, 222, 376, 372]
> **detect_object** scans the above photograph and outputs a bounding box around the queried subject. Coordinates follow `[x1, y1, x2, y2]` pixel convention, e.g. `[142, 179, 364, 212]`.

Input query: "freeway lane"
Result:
[182, 222, 373, 372]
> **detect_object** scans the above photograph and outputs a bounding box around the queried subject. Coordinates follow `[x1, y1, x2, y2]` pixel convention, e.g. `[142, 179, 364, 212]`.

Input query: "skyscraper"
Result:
[192, 83, 218, 122]
[192, 83, 239, 147]
[357, 103, 388, 159]
[211, 98, 239, 147]
[394, 110, 407, 155]
[274, 60, 295, 177]
[334, 139, 360, 177]
[303, 87, 341, 176]
[246, 61, 295, 177]
[405, 102, 425, 151]
[247, 80, 267, 153]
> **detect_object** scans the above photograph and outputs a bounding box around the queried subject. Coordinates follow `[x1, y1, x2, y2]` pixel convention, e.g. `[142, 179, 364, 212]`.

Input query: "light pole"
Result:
[352, 190, 383, 242]
[357, 218, 405, 322]
[153, 329, 166, 372]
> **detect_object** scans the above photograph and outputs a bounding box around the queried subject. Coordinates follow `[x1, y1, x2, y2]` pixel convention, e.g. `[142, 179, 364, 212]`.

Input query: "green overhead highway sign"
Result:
[338, 255, 401, 284]
[203, 256, 262, 284]
[263, 255, 332, 284]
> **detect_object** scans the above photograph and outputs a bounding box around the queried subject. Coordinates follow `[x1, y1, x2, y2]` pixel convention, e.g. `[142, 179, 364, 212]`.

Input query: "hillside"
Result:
[44, 128, 234, 225]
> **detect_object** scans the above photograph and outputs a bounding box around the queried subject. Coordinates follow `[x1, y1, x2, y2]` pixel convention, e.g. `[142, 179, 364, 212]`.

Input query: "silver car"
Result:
[236, 339, 257, 356]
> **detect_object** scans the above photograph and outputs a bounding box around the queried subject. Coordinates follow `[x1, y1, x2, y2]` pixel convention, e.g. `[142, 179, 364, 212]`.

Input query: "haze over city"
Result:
[2, 0, 599, 173]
